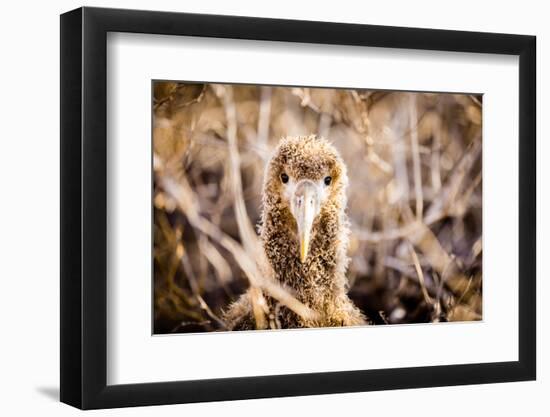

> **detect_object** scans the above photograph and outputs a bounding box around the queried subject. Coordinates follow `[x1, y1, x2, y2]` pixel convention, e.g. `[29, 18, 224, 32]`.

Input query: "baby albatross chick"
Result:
[224, 135, 366, 330]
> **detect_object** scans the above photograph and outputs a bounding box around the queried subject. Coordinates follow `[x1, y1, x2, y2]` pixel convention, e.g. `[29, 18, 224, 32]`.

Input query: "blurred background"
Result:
[153, 82, 482, 334]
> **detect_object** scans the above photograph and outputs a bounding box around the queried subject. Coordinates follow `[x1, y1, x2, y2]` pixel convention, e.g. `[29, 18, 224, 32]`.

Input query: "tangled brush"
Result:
[153, 82, 482, 333]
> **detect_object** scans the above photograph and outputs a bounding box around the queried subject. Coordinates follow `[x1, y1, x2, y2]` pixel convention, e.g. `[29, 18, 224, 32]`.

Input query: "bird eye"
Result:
[324, 176, 332, 186]
[281, 173, 289, 184]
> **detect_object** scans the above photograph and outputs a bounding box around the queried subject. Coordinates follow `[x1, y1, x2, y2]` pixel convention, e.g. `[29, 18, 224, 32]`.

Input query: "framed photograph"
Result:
[60, 6, 536, 409]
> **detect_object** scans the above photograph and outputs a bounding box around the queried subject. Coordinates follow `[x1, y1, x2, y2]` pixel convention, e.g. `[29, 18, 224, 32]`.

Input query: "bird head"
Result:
[263, 135, 348, 263]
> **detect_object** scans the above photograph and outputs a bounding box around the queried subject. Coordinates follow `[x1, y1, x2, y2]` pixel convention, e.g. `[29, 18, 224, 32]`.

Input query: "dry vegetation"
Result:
[153, 82, 482, 333]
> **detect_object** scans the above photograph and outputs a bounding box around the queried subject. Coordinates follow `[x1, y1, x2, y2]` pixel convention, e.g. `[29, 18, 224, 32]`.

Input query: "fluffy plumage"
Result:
[224, 135, 366, 329]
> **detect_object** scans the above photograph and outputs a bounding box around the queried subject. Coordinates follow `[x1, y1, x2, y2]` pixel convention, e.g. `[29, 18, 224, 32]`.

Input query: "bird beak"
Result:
[291, 180, 320, 263]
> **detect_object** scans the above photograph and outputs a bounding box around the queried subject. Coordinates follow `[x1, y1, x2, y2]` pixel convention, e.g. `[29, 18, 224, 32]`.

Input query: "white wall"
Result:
[0, 0, 545, 415]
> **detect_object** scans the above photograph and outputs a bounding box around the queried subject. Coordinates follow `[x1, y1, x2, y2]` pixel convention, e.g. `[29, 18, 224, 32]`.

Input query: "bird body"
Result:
[224, 135, 366, 330]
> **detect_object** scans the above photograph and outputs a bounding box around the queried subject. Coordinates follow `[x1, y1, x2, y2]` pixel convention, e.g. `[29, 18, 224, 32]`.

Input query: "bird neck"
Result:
[260, 203, 350, 306]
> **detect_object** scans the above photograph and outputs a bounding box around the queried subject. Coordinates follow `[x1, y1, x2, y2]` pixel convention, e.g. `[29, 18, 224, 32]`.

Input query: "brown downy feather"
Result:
[224, 135, 366, 329]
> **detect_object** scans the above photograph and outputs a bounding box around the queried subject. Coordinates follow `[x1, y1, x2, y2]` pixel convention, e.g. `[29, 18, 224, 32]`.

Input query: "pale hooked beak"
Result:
[290, 180, 321, 263]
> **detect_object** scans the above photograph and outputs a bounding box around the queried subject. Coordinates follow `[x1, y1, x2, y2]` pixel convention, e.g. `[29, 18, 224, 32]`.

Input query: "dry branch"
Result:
[152, 83, 483, 330]
[159, 170, 318, 322]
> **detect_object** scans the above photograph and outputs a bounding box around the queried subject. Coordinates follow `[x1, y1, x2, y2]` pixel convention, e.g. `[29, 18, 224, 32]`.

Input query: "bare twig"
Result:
[159, 171, 318, 322]
[197, 236, 232, 284]
[179, 247, 227, 329]
[357, 136, 482, 243]
[409, 93, 423, 221]
[430, 112, 442, 193]
[257, 86, 272, 148]
[407, 241, 433, 305]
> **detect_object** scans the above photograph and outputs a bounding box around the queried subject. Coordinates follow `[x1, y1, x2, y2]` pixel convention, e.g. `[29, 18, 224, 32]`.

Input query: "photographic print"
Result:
[60, 9, 536, 407]
[153, 82, 482, 334]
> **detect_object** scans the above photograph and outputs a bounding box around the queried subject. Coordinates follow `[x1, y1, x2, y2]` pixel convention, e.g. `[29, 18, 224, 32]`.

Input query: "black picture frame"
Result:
[60, 6, 536, 410]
